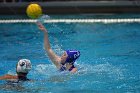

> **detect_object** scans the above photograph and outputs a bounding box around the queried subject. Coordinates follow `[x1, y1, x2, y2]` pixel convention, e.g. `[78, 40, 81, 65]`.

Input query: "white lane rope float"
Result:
[0, 19, 140, 23]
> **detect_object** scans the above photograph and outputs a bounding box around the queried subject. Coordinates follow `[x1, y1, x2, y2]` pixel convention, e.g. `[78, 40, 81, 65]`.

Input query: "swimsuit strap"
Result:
[68, 65, 75, 71]
[59, 63, 75, 72]
[59, 64, 66, 71]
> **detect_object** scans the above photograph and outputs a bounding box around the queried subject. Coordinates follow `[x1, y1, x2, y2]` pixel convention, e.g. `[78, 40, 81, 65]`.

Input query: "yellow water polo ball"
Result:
[26, 3, 42, 19]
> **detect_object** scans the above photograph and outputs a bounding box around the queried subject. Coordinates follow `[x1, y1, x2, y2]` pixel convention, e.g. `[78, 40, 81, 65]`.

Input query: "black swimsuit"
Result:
[6, 76, 30, 85]
[18, 76, 30, 81]
[59, 64, 75, 72]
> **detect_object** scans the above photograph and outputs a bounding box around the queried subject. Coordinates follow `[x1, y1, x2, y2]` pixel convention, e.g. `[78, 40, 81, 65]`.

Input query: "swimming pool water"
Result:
[0, 14, 140, 93]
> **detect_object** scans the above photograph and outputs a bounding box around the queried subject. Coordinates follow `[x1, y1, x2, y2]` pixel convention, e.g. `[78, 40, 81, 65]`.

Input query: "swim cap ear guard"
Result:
[65, 50, 80, 64]
[16, 59, 32, 74]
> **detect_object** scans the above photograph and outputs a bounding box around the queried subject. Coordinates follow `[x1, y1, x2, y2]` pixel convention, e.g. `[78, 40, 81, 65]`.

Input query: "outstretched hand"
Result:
[36, 22, 47, 33]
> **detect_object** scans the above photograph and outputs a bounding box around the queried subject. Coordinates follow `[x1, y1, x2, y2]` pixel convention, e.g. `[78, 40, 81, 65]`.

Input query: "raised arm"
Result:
[36, 22, 61, 68]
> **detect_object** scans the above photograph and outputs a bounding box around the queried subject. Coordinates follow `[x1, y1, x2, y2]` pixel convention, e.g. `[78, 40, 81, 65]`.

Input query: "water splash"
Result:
[37, 15, 50, 24]
[37, 14, 63, 33]
[76, 62, 125, 81]
[32, 64, 71, 83]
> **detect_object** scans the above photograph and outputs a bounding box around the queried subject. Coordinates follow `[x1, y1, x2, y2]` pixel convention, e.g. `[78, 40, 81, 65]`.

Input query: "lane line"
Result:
[0, 19, 140, 23]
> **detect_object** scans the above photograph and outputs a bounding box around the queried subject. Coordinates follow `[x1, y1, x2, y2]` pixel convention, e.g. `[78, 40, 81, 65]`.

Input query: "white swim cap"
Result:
[16, 59, 32, 73]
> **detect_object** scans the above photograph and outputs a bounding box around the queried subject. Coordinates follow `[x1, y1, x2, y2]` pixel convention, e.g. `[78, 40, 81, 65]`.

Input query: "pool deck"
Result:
[0, 1, 140, 14]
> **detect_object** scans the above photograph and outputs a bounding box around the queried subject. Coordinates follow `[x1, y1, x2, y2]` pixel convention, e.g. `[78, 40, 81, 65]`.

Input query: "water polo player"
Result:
[37, 22, 80, 73]
[0, 59, 32, 82]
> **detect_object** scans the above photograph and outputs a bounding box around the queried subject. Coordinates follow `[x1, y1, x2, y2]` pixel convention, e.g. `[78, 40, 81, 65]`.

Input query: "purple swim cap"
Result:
[65, 50, 80, 64]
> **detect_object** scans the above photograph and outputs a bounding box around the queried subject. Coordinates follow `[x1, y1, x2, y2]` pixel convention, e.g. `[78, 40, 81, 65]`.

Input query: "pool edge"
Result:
[0, 1, 140, 14]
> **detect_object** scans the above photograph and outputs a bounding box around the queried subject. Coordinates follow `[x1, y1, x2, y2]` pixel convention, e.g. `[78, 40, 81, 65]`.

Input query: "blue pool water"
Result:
[0, 14, 140, 93]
